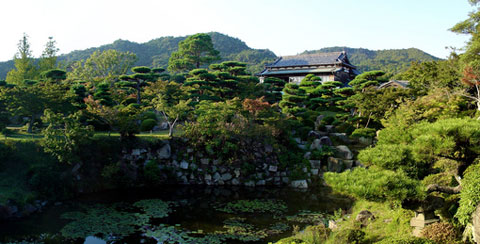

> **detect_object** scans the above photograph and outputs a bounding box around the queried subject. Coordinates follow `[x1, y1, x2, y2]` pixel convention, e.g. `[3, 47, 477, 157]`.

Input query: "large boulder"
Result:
[157, 143, 171, 159]
[290, 180, 308, 189]
[319, 136, 333, 146]
[356, 210, 375, 227]
[315, 115, 325, 131]
[330, 133, 350, 144]
[328, 157, 343, 173]
[335, 145, 353, 160]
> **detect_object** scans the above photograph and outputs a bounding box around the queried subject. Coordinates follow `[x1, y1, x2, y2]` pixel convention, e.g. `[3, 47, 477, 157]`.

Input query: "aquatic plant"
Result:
[133, 199, 173, 218]
[145, 225, 224, 244]
[286, 210, 330, 225]
[60, 205, 149, 239]
[215, 199, 288, 215]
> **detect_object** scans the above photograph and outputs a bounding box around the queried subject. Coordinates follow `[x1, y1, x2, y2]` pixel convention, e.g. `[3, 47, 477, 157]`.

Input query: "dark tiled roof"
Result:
[378, 80, 410, 89]
[267, 52, 345, 68]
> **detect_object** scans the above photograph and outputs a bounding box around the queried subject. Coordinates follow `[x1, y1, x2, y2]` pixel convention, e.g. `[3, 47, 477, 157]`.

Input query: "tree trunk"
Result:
[27, 115, 35, 133]
[136, 82, 141, 105]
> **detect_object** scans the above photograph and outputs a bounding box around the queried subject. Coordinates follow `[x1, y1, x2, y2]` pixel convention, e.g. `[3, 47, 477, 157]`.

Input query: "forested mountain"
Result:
[0, 33, 441, 79]
[0, 32, 277, 79]
[303, 47, 441, 75]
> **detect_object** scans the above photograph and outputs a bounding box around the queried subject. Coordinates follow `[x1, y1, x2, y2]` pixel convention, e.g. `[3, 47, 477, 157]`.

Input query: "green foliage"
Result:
[324, 167, 425, 203]
[133, 199, 173, 218]
[168, 33, 221, 72]
[67, 49, 137, 85]
[41, 110, 94, 164]
[362, 118, 480, 179]
[143, 160, 162, 184]
[456, 163, 480, 225]
[280, 83, 306, 116]
[331, 228, 366, 244]
[303, 47, 440, 75]
[395, 60, 461, 93]
[140, 118, 157, 131]
[382, 88, 470, 129]
[6, 33, 38, 85]
[60, 205, 149, 239]
[215, 199, 287, 214]
[263, 77, 286, 104]
[374, 237, 435, 244]
[358, 144, 427, 179]
[351, 128, 376, 138]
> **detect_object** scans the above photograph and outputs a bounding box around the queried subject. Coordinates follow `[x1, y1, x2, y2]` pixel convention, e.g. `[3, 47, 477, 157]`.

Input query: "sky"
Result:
[0, 0, 475, 62]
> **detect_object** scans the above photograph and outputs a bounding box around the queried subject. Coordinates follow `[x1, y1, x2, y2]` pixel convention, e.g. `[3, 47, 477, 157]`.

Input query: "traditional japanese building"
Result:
[257, 51, 359, 84]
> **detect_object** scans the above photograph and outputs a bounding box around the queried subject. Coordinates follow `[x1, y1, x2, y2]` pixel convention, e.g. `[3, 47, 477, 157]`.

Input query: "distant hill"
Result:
[0, 34, 441, 79]
[0, 32, 277, 79]
[303, 47, 441, 75]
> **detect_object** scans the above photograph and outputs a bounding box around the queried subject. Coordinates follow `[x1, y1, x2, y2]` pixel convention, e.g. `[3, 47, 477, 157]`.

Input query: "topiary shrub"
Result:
[321, 115, 335, 125]
[141, 111, 157, 121]
[140, 119, 157, 132]
[324, 167, 425, 203]
[351, 128, 376, 138]
[421, 222, 460, 244]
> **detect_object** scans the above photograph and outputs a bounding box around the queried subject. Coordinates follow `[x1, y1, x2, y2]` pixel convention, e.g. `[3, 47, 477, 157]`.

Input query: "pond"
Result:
[0, 185, 352, 244]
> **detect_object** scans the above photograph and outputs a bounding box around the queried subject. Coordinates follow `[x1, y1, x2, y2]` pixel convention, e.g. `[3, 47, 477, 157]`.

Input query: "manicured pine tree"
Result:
[279, 83, 306, 117]
[118, 66, 165, 104]
[262, 77, 286, 104]
[183, 68, 221, 105]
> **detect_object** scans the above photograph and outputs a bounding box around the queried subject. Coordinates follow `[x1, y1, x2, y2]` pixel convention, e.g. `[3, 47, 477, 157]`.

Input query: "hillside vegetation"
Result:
[0, 33, 441, 79]
[303, 47, 440, 75]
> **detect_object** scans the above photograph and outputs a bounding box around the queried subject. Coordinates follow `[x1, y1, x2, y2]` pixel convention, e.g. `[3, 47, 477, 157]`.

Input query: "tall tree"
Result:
[38, 36, 59, 72]
[5, 33, 37, 85]
[451, 0, 480, 117]
[67, 49, 137, 86]
[118, 66, 164, 104]
[168, 33, 220, 72]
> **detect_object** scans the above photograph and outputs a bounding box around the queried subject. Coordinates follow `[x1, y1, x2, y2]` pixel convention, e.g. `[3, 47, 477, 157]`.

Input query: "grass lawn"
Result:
[2, 126, 182, 142]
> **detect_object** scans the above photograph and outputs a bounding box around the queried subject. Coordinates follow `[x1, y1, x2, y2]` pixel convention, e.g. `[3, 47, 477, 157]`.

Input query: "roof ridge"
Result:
[281, 51, 343, 59]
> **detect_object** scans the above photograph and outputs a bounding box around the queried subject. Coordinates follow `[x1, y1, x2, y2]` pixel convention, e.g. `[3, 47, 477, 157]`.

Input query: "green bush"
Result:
[144, 160, 162, 185]
[456, 163, 480, 225]
[28, 164, 71, 200]
[140, 119, 157, 132]
[374, 237, 435, 244]
[351, 128, 376, 138]
[310, 146, 334, 161]
[322, 116, 335, 125]
[332, 228, 365, 244]
[358, 144, 427, 179]
[141, 111, 157, 121]
[324, 167, 425, 203]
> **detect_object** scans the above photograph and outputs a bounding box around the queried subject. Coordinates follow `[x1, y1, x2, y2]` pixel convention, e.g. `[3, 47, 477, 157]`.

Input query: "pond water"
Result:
[0, 185, 352, 244]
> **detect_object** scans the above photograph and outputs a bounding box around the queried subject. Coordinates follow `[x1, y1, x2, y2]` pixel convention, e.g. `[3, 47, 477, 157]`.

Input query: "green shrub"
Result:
[310, 146, 334, 161]
[324, 167, 425, 203]
[322, 116, 335, 125]
[351, 128, 376, 138]
[375, 236, 435, 244]
[28, 164, 71, 200]
[456, 163, 480, 225]
[332, 228, 365, 244]
[358, 144, 429, 179]
[144, 160, 162, 185]
[141, 111, 158, 121]
[140, 119, 157, 132]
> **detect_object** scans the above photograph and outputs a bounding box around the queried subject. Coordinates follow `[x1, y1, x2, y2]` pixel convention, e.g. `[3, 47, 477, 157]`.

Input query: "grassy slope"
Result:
[275, 200, 414, 244]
